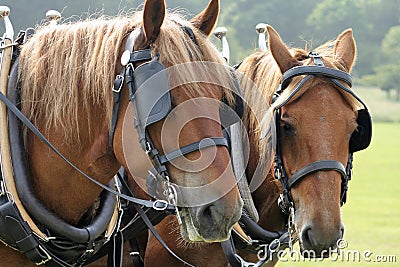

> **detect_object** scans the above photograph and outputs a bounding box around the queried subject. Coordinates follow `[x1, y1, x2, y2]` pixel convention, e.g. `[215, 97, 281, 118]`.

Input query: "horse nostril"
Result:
[301, 225, 314, 248]
[196, 203, 214, 222]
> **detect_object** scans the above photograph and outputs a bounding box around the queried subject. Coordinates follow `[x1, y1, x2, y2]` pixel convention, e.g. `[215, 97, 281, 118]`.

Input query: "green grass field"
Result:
[277, 87, 400, 266]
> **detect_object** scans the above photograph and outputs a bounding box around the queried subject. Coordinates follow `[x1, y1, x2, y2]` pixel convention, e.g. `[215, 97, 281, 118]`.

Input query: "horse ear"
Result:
[267, 25, 299, 73]
[191, 0, 219, 36]
[334, 29, 357, 72]
[143, 0, 166, 44]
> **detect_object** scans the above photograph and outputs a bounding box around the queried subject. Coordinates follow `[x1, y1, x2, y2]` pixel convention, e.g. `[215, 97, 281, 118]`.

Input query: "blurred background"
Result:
[1, 0, 399, 266]
[2, 0, 400, 93]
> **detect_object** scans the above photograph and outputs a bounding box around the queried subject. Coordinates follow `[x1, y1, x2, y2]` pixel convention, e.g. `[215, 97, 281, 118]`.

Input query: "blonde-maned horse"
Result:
[140, 25, 371, 266]
[0, 0, 244, 265]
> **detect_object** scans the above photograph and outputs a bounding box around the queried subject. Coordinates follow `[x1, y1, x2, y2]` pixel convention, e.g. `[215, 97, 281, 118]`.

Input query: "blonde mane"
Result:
[19, 11, 232, 141]
[238, 41, 360, 159]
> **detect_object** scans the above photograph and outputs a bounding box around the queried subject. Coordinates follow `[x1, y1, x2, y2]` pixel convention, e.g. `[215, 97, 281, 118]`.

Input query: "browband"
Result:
[281, 65, 352, 90]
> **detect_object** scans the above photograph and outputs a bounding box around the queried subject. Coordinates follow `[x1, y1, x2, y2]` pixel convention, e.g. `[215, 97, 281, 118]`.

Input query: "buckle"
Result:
[145, 142, 152, 154]
[112, 75, 124, 93]
[152, 200, 169, 211]
[36, 245, 52, 265]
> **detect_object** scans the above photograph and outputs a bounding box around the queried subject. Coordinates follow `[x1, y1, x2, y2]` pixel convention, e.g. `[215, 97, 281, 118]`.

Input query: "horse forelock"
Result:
[19, 11, 233, 143]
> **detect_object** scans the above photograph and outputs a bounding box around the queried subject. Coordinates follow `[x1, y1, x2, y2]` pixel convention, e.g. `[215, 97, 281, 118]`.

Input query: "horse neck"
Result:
[27, 112, 120, 225]
[246, 120, 286, 231]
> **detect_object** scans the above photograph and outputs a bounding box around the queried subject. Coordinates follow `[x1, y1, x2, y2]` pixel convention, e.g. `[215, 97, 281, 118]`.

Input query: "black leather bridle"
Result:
[221, 52, 372, 267]
[109, 26, 244, 215]
[271, 52, 372, 214]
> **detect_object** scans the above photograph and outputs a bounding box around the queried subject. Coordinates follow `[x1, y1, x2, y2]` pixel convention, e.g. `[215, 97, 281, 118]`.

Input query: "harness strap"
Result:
[0, 91, 176, 212]
[239, 213, 285, 242]
[118, 174, 195, 267]
[109, 73, 124, 147]
[128, 238, 144, 267]
[181, 25, 198, 46]
[159, 137, 228, 164]
[109, 31, 152, 148]
[0, 203, 75, 267]
[221, 237, 242, 267]
[107, 231, 124, 267]
[222, 231, 291, 267]
[288, 160, 347, 188]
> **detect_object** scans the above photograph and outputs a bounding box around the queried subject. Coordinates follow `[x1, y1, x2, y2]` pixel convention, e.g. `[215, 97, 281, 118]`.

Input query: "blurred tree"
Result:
[374, 25, 400, 101]
[1, 0, 399, 91]
[307, 0, 399, 77]
[217, 0, 319, 64]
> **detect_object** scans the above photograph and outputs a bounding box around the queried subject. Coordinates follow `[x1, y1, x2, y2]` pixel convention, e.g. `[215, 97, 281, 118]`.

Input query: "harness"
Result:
[109, 24, 244, 210]
[0, 29, 125, 267]
[0, 20, 245, 266]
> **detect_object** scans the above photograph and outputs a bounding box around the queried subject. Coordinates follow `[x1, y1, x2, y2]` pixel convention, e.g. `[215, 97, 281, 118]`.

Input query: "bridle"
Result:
[109, 26, 244, 222]
[221, 51, 372, 267]
[270, 52, 372, 215]
[228, 51, 372, 267]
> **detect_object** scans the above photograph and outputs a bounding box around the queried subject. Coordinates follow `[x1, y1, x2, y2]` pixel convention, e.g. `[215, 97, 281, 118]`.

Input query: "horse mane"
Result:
[19, 11, 232, 142]
[238, 40, 360, 160]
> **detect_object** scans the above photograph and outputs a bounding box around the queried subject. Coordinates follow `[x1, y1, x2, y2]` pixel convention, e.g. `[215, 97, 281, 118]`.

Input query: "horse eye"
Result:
[281, 121, 295, 134]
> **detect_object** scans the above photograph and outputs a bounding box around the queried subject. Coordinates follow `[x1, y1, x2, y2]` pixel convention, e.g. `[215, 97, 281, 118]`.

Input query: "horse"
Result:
[140, 24, 371, 266]
[0, 0, 244, 265]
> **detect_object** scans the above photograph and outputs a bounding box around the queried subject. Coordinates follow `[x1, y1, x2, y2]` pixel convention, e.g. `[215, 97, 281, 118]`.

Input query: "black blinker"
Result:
[349, 108, 372, 153]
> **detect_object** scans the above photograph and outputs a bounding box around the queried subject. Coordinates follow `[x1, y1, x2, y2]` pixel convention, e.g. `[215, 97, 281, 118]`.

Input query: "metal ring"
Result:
[130, 252, 140, 256]
[152, 199, 169, 211]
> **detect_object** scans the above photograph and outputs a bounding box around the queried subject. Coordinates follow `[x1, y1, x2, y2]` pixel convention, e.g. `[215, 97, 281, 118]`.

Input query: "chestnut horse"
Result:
[141, 25, 371, 266]
[0, 0, 243, 265]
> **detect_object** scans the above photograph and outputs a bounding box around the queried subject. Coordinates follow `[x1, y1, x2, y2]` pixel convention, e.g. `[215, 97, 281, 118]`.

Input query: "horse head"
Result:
[266, 25, 371, 255]
[112, 0, 243, 243]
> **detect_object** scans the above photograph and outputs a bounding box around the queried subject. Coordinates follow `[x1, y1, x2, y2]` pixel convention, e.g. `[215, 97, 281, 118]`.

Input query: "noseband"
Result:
[271, 52, 372, 214]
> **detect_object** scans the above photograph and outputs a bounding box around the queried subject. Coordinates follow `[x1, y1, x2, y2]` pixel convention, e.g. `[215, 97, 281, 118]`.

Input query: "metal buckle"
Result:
[235, 253, 256, 267]
[112, 75, 124, 93]
[36, 245, 52, 265]
[152, 200, 169, 211]
[0, 181, 14, 203]
[163, 177, 182, 225]
[145, 142, 152, 154]
[269, 238, 281, 251]
[0, 180, 6, 197]
[106, 176, 124, 239]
